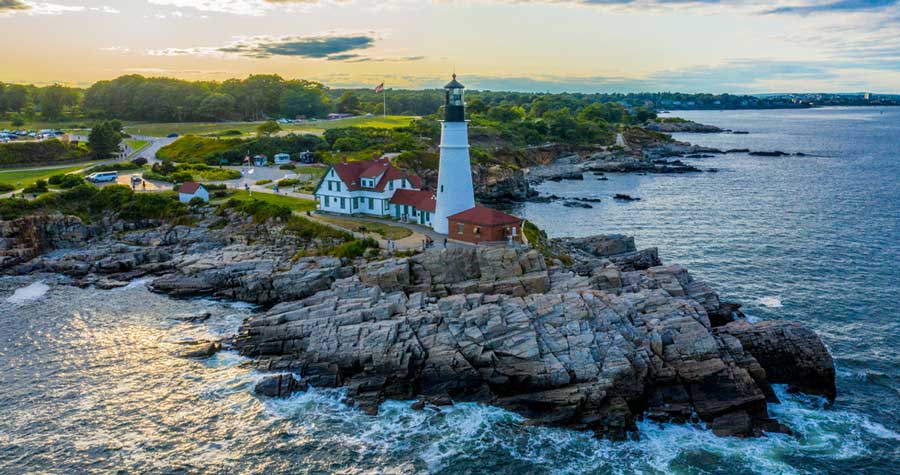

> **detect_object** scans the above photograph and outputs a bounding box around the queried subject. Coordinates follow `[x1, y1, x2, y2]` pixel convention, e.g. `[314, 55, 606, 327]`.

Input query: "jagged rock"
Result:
[174, 340, 221, 358]
[717, 320, 836, 401]
[254, 374, 309, 398]
[363, 247, 549, 298]
[614, 194, 641, 201]
[236, 264, 833, 440]
[646, 120, 723, 133]
[563, 201, 593, 209]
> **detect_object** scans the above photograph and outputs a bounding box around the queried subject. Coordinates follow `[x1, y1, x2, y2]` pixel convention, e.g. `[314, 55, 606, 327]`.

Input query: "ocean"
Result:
[2, 107, 899, 474]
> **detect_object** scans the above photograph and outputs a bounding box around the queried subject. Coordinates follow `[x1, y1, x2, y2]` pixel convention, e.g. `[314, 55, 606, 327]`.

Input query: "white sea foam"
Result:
[5, 281, 50, 304]
[246, 377, 887, 474]
[757, 296, 783, 308]
[118, 278, 152, 290]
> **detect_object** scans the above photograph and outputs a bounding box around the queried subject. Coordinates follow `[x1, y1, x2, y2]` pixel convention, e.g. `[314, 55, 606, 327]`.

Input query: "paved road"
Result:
[131, 136, 177, 164]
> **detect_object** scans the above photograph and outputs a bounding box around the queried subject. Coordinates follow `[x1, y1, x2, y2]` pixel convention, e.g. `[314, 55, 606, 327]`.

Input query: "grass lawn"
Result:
[125, 139, 150, 156]
[315, 215, 413, 240]
[0, 162, 100, 189]
[122, 115, 414, 137]
[225, 190, 318, 213]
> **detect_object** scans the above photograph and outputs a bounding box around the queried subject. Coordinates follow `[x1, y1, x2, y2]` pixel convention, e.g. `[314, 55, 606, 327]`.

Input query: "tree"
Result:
[336, 92, 362, 114]
[281, 86, 329, 119]
[197, 93, 236, 121]
[256, 120, 282, 138]
[39, 84, 79, 120]
[88, 121, 122, 159]
[10, 113, 25, 128]
[3, 85, 29, 112]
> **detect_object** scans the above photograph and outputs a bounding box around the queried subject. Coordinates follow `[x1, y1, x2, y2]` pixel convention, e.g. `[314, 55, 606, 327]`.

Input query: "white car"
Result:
[86, 171, 119, 183]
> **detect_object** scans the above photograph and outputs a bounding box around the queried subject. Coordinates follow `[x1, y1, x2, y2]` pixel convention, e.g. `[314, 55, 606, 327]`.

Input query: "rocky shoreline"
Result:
[1, 210, 836, 440]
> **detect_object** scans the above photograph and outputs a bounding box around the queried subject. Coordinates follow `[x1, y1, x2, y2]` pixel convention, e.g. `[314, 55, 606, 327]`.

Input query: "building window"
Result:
[340, 197, 345, 209]
[368, 198, 374, 210]
[327, 181, 333, 191]
[440, 185, 444, 193]
[335, 181, 341, 192]
[457, 223, 464, 235]
[324, 196, 330, 206]
[389, 181, 394, 190]
[353, 197, 358, 209]
[474, 226, 481, 235]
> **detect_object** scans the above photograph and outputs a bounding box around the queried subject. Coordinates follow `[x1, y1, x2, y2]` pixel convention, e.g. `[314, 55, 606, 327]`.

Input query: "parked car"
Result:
[86, 171, 119, 183]
[167, 133, 179, 138]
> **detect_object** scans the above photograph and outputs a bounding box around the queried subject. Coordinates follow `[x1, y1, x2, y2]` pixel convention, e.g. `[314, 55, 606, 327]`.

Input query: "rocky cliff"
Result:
[1, 210, 836, 440]
[234, 237, 835, 440]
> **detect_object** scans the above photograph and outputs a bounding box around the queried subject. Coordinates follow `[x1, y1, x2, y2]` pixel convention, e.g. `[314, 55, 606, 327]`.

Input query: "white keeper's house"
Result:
[314, 157, 429, 219]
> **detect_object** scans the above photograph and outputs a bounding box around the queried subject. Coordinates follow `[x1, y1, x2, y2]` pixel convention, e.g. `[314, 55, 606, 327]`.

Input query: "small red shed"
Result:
[446, 206, 523, 244]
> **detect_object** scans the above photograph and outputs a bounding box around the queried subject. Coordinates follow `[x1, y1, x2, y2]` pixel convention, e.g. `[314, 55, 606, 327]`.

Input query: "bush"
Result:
[204, 183, 227, 191]
[222, 198, 292, 223]
[0, 139, 91, 167]
[0, 183, 15, 193]
[23, 180, 49, 194]
[49, 174, 85, 189]
[284, 215, 352, 241]
[255, 179, 272, 185]
[279, 163, 296, 170]
[132, 157, 148, 167]
[277, 178, 300, 187]
[85, 161, 140, 173]
[168, 171, 193, 183]
[328, 238, 379, 259]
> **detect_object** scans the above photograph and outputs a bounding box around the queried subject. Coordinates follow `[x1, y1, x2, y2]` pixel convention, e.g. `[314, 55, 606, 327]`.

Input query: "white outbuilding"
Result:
[178, 182, 209, 203]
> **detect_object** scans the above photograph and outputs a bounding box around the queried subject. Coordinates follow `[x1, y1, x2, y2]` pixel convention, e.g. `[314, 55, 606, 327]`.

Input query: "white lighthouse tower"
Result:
[433, 74, 475, 234]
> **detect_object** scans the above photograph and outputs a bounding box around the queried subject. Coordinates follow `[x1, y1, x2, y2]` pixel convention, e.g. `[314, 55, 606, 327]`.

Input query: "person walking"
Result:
[443, 237, 447, 249]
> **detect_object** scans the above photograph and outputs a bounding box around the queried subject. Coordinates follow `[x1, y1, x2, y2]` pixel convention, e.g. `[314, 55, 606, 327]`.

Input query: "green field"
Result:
[0, 162, 100, 189]
[125, 139, 149, 156]
[224, 190, 318, 213]
[122, 115, 414, 137]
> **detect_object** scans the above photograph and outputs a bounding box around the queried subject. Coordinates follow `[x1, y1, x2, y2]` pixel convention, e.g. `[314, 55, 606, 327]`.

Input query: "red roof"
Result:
[329, 158, 421, 192]
[178, 182, 204, 194]
[448, 206, 521, 226]
[390, 189, 436, 212]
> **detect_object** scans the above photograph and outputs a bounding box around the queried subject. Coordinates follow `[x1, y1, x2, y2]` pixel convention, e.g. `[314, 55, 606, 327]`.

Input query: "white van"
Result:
[87, 171, 119, 183]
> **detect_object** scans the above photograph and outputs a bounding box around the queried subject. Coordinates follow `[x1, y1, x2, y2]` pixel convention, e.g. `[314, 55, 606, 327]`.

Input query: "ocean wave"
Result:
[243, 380, 893, 475]
[757, 296, 783, 308]
[5, 280, 50, 305]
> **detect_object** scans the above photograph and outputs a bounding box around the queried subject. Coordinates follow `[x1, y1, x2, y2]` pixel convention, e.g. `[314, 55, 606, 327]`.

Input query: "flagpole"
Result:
[383, 84, 387, 117]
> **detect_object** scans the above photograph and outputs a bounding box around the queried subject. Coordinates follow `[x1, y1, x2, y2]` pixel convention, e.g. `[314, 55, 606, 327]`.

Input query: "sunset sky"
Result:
[2, 0, 900, 93]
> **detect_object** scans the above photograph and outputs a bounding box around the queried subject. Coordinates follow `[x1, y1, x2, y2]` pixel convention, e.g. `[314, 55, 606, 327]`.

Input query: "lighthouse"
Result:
[433, 74, 475, 234]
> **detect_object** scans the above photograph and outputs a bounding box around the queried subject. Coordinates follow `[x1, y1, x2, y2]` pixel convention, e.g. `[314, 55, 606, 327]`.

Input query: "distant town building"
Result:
[273, 153, 292, 165]
[178, 182, 209, 203]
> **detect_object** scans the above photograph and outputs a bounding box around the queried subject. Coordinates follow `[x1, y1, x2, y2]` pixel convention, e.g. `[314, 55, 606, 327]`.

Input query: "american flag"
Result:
[374, 82, 385, 93]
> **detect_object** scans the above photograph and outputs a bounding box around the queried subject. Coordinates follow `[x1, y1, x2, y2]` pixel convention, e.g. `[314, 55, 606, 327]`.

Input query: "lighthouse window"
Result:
[440, 185, 444, 193]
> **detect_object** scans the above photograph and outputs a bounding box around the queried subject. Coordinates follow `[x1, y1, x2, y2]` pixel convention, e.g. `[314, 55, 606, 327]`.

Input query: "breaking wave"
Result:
[5, 281, 50, 305]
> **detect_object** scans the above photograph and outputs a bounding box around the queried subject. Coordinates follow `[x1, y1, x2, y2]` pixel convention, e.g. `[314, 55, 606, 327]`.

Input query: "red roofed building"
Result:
[389, 189, 436, 226]
[314, 158, 423, 217]
[177, 182, 209, 203]
[447, 206, 523, 244]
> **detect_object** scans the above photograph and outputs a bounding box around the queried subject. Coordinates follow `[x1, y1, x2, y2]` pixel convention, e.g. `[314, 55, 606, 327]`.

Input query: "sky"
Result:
[2, 0, 900, 93]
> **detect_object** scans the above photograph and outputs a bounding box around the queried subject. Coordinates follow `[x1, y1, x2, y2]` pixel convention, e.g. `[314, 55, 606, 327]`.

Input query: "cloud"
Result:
[0, 0, 29, 12]
[0, 1, 120, 16]
[766, 0, 899, 15]
[149, 34, 377, 60]
[146, 0, 328, 15]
